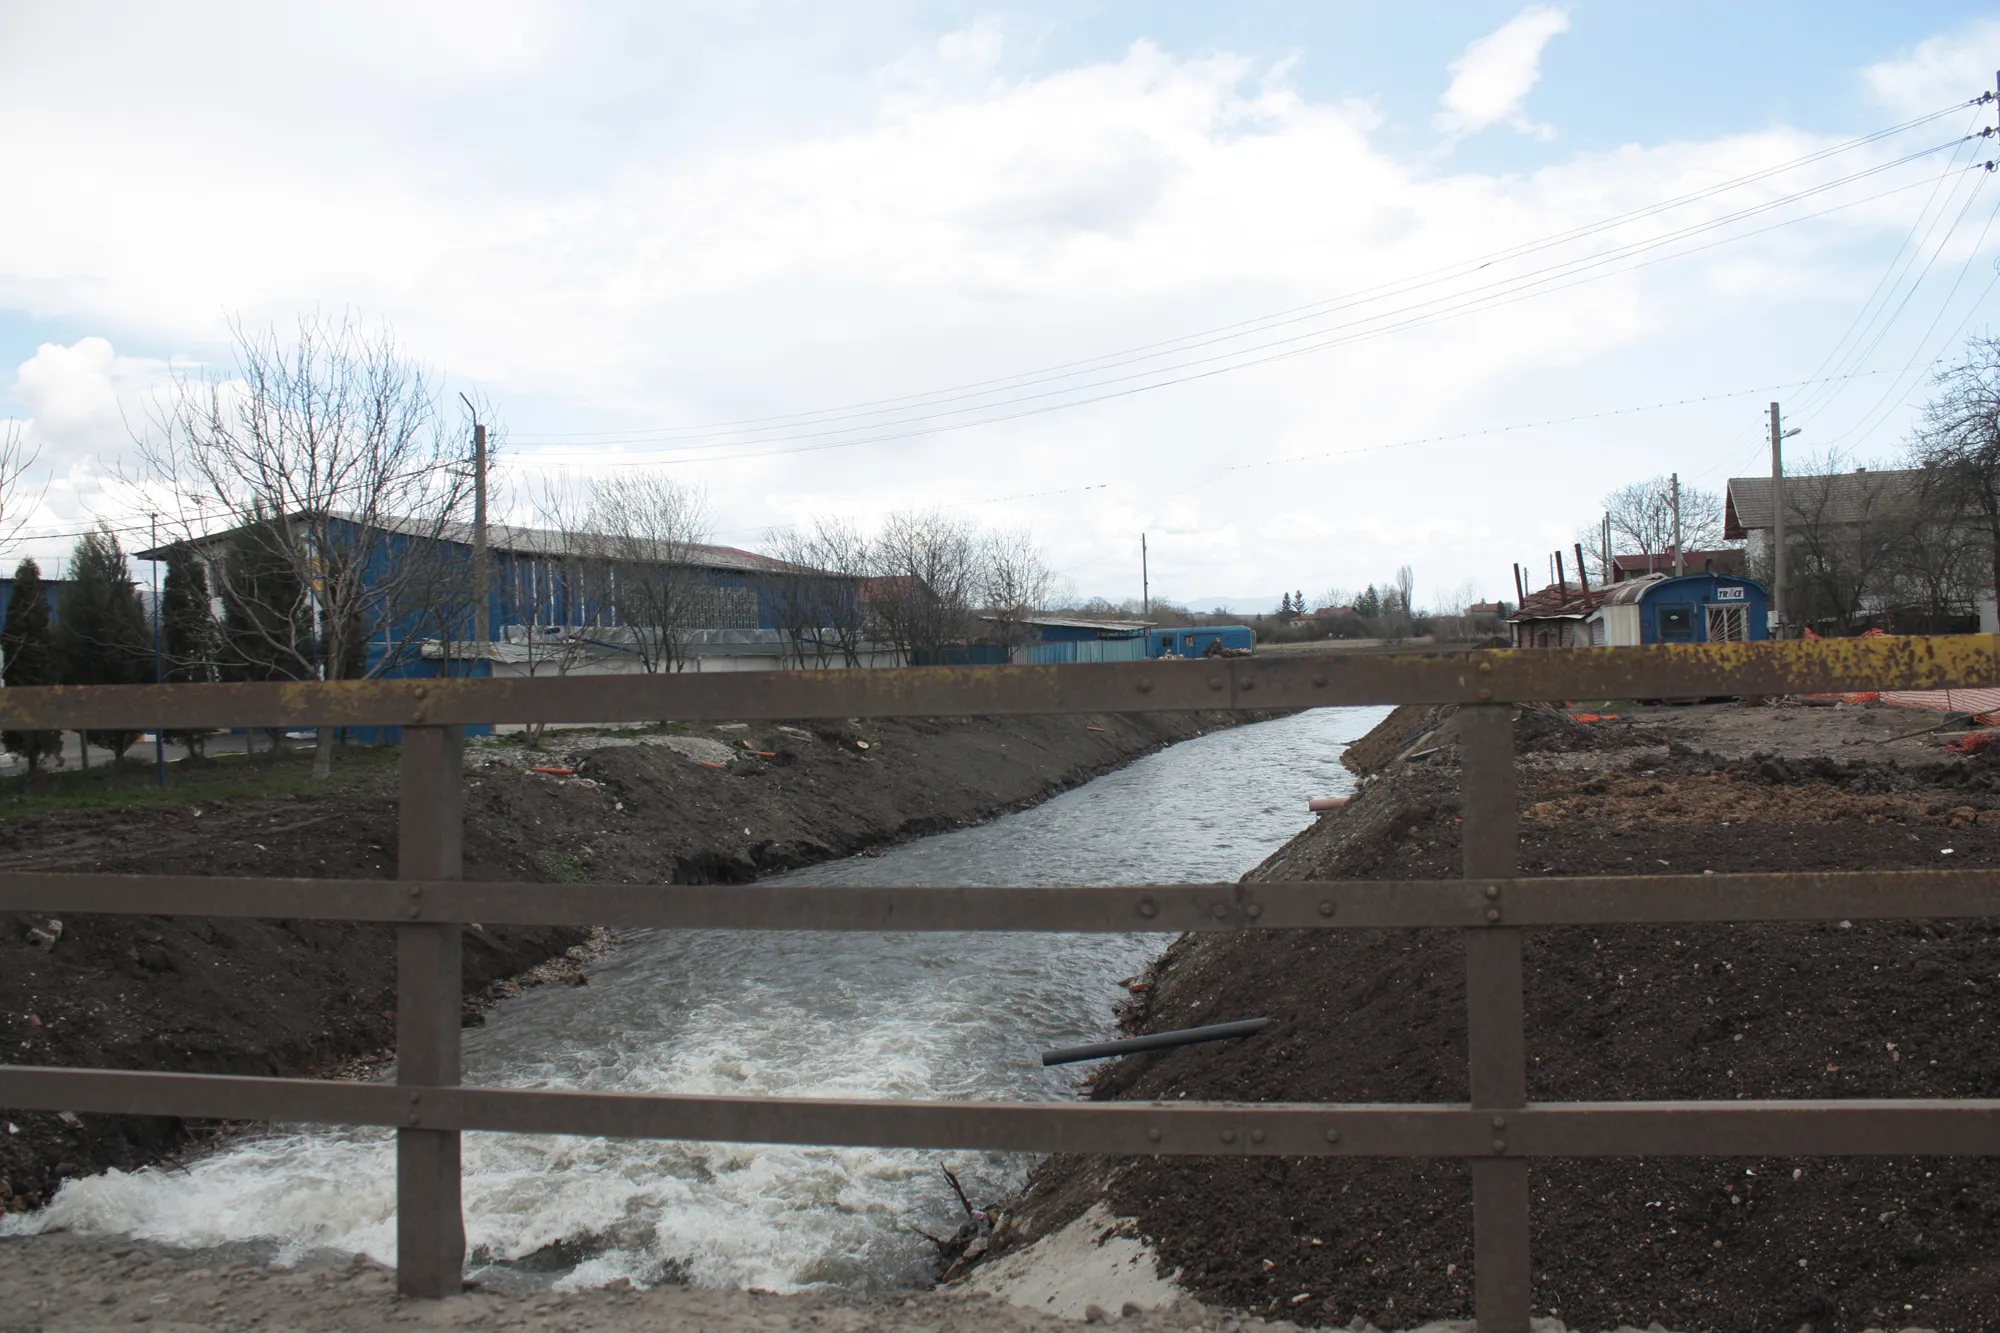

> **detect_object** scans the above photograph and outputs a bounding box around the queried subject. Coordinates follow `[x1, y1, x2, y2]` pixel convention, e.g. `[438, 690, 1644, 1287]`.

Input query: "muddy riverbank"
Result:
[0, 710, 1257, 1212]
[996, 699, 2000, 1333]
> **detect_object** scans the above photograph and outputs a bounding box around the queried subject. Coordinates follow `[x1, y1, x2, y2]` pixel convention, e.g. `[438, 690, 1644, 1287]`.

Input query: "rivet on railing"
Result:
[1484, 884, 1500, 900]
[1318, 901, 1335, 917]
[1137, 897, 1159, 919]
[1245, 903, 1263, 919]
[1492, 1138, 1507, 1154]
[1250, 1129, 1266, 1144]
[1478, 687, 1492, 701]
[1146, 1127, 1163, 1143]
[1485, 907, 1501, 923]
[1491, 1115, 1507, 1130]
[1136, 678, 1154, 694]
[1478, 661, 1492, 675]
[1323, 1127, 1341, 1144]
[1220, 1129, 1237, 1144]
[406, 885, 424, 920]
[1208, 676, 1224, 691]
[1240, 677, 1255, 691]
[1211, 904, 1230, 920]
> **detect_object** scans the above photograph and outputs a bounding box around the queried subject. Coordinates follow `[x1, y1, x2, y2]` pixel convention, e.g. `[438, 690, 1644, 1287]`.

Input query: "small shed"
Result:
[1585, 573, 1768, 646]
[1509, 584, 1597, 648]
[997, 615, 1152, 665]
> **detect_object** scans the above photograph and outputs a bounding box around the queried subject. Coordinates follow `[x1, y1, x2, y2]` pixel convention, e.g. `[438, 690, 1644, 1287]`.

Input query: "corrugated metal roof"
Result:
[138, 512, 822, 577]
[1724, 469, 1925, 538]
[983, 615, 1155, 632]
[1509, 582, 1598, 621]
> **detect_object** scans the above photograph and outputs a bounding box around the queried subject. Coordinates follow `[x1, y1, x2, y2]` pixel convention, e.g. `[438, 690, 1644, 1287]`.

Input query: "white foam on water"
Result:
[5, 706, 1386, 1292]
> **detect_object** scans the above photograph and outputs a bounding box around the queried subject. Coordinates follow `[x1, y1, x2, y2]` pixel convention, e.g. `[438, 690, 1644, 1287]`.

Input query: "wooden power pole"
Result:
[1141, 533, 1148, 617]
[472, 422, 489, 658]
[1770, 402, 1787, 638]
[1671, 473, 1683, 578]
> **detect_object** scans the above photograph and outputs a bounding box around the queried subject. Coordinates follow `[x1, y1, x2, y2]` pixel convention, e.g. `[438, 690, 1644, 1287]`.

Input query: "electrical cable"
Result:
[507, 102, 1981, 447]
[1803, 170, 1994, 432]
[516, 156, 1993, 469]
[523, 138, 1973, 457]
[1788, 107, 1992, 420]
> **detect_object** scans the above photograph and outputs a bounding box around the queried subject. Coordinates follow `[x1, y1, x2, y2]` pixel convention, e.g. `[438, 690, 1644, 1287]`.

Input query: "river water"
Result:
[11, 706, 1384, 1292]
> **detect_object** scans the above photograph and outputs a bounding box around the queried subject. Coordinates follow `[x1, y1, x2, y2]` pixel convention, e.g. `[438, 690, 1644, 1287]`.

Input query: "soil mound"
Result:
[1339, 704, 1448, 776]
[1004, 710, 2000, 1332]
[1511, 701, 1641, 754]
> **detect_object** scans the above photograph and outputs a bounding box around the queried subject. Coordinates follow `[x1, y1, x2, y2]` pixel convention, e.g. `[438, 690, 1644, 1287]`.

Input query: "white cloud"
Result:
[1434, 5, 1570, 140]
[1863, 18, 2000, 118]
[0, 8, 1986, 599]
[11, 338, 177, 460]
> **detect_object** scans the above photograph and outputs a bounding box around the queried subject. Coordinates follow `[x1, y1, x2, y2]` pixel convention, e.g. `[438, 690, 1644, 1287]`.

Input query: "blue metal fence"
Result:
[1023, 637, 1149, 665]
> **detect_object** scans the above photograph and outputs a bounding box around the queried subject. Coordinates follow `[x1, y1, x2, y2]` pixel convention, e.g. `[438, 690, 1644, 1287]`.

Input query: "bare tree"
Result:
[1913, 334, 2000, 600]
[1777, 449, 1907, 635]
[1884, 470, 1980, 631]
[1604, 476, 1725, 559]
[869, 510, 982, 665]
[1378, 564, 1418, 643]
[978, 527, 1052, 659]
[585, 473, 713, 672]
[498, 473, 619, 741]
[136, 313, 476, 779]
[762, 517, 872, 668]
[0, 421, 43, 555]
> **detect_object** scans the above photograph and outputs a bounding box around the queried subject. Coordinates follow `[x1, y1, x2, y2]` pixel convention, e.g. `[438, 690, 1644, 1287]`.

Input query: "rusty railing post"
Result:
[1460, 703, 1530, 1331]
[395, 724, 466, 1298]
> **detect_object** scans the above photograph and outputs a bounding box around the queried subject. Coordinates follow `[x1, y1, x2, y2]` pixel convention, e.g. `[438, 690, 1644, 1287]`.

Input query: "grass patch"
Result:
[0, 743, 402, 819]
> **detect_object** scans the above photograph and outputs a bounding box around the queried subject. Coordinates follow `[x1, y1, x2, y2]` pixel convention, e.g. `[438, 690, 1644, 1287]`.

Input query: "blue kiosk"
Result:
[1586, 573, 1770, 646]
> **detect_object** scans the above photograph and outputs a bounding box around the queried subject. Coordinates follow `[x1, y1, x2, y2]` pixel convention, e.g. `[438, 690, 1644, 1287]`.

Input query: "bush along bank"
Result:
[0, 709, 1262, 1212]
[994, 701, 2000, 1333]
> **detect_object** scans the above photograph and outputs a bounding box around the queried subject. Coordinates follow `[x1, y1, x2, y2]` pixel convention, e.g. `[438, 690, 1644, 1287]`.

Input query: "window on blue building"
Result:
[1657, 603, 1695, 641]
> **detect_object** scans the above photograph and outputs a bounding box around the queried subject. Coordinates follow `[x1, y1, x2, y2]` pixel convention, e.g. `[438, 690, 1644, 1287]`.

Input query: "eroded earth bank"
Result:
[990, 699, 2000, 1333]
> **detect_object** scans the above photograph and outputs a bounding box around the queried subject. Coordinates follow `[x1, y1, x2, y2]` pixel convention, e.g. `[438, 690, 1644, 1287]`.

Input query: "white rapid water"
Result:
[7, 706, 1387, 1292]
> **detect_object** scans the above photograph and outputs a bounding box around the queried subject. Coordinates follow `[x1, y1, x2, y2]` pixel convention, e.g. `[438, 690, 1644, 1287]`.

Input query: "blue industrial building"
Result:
[1585, 573, 1769, 646]
[139, 515, 841, 682]
[0, 576, 70, 637]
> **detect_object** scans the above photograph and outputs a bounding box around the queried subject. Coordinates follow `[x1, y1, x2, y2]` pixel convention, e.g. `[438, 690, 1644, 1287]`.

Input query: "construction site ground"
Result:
[991, 697, 1999, 1333]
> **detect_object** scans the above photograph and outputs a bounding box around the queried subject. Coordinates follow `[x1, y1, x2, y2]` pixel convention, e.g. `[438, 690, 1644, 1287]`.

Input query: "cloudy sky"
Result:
[3, 2, 1999, 610]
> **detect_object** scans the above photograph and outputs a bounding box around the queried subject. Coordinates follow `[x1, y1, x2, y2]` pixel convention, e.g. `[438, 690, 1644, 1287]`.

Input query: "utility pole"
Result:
[152, 513, 165, 789]
[460, 397, 490, 670]
[1671, 473, 1684, 578]
[1771, 401, 1798, 638]
[1141, 533, 1148, 617]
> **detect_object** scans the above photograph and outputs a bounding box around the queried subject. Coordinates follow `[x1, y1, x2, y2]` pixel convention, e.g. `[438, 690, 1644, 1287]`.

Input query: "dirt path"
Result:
[1, 711, 1258, 1213]
[997, 700, 2000, 1333]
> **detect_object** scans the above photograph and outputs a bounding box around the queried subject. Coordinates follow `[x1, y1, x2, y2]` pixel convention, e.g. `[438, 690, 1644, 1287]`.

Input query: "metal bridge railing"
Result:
[1, 637, 1997, 1333]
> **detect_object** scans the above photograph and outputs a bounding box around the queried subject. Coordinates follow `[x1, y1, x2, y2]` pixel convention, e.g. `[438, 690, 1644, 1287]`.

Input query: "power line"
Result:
[1789, 107, 1992, 420]
[525, 139, 1973, 456]
[507, 101, 1981, 448]
[513, 154, 1993, 470]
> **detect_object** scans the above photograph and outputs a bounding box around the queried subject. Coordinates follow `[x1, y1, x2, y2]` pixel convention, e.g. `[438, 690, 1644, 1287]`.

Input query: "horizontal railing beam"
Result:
[3, 1067, 1997, 1157]
[6, 869, 2000, 930]
[0, 636, 1989, 729]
